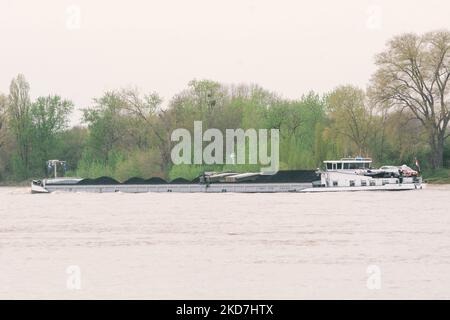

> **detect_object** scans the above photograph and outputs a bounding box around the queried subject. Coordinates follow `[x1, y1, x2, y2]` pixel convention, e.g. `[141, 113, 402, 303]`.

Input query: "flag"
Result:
[415, 157, 421, 172]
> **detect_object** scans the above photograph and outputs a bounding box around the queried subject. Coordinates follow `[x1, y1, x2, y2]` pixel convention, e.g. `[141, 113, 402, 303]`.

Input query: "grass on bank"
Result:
[422, 169, 450, 184]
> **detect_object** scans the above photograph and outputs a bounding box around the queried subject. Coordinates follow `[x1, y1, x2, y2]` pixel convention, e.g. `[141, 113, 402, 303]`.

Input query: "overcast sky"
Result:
[1, 0, 449, 125]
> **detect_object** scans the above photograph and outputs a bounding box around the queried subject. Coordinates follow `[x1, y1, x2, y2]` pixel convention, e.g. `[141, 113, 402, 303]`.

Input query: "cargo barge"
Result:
[31, 158, 422, 194]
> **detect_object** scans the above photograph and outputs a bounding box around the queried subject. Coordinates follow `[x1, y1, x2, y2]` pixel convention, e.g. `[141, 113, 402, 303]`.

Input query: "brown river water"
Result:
[1, 185, 449, 299]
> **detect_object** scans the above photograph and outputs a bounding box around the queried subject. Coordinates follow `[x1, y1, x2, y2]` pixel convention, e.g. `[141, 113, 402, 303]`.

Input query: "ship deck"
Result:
[32, 182, 313, 193]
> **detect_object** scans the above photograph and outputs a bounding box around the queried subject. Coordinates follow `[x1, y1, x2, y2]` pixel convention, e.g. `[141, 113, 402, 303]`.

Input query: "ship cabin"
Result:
[323, 157, 372, 171]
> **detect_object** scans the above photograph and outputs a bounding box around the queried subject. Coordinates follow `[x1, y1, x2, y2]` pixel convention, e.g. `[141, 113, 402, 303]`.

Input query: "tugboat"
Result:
[301, 157, 422, 192]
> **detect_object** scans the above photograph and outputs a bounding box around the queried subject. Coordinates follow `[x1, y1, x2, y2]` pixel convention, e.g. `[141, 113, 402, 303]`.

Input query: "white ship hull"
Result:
[31, 182, 311, 193]
[302, 183, 423, 192]
[31, 180, 422, 194]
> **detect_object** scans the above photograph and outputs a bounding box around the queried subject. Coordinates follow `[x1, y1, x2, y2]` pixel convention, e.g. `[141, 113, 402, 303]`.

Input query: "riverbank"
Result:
[0, 179, 31, 187]
[422, 169, 450, 184]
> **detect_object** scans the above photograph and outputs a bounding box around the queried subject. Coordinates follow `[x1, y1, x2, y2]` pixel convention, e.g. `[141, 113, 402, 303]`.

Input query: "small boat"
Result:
[31, 158, 422, 194]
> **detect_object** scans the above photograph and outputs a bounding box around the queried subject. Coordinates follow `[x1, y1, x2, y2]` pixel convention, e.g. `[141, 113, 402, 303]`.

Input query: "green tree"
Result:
[57, 126, 89, 172]
[30, 95, 73, 174]
[0, 94, 7, 150]
[327, 85, 373, 156]
[83, 91, 128, 163]
[7, 74, 32, 178]
[0, 93, 10, 180]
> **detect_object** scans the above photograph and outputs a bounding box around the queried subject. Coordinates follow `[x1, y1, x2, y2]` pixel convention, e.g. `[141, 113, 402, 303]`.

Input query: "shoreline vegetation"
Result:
[422, 169, 450, 184]
[0, 30, 449, 183]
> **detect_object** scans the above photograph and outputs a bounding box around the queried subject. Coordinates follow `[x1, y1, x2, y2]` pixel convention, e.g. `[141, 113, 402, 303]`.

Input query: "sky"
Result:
[1, 0, 449, 125]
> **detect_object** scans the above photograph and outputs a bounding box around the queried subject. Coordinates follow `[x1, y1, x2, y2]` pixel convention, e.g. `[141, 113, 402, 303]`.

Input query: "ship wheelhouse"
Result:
[321, 157, 381, 188]
[317, 157, 421, 189]
[323, 157, 372, 171]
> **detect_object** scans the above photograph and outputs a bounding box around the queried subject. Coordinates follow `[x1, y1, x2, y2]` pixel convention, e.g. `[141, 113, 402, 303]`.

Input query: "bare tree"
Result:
[369, 30, 450, 168]
[119, 88, 173, 173]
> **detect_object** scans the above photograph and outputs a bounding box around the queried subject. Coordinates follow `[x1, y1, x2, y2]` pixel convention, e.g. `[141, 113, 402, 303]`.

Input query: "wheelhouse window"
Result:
[349, 180, 355, 187]
[328, 160, 371, 170]
[369, 180, 376, 186]
[361, 180, 367, 186]
[348, 162, 366, 169]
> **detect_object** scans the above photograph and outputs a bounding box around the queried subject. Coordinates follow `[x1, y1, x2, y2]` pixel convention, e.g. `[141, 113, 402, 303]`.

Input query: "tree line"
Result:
[0, 30, 449, 182]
